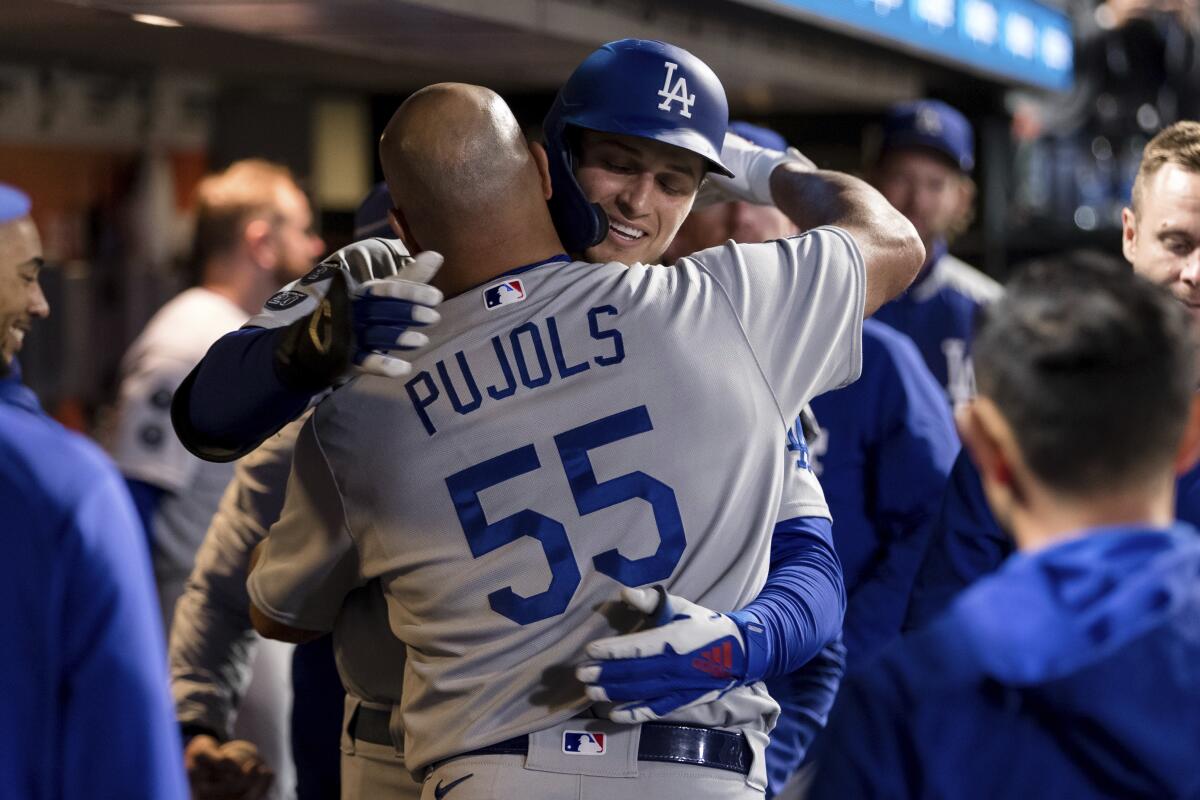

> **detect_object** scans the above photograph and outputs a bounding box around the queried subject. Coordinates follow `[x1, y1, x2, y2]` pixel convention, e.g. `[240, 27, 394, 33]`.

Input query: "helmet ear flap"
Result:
[543, 106, 608, 254]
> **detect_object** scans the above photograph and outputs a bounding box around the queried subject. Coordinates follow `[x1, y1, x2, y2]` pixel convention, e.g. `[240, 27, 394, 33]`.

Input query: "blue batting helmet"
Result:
[543, 38, 733, 253]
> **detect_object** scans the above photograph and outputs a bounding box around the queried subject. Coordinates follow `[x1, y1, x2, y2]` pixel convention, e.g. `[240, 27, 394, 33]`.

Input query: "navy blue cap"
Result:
[881, 100, 974, 172]
[0, 184, 31, 224]
[353, 182, 393, 241]
[729, 120, 787, 151]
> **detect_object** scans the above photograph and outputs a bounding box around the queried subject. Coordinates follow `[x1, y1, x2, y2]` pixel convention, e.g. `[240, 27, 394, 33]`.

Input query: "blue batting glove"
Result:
[350, 249, 443, 378]
[576, 586, 769, 724]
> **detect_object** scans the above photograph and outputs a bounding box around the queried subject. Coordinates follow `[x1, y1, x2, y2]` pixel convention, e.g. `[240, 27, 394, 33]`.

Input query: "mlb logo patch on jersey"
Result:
[483, 279, 526, 310]
[300, 263, 337, 285]
[562, 731, 606, 755]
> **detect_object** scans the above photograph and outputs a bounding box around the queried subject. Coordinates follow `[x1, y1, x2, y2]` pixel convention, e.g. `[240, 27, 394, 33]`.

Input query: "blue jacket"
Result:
[905, 450, 1200, 630]
[872, 245, 1001, 406]
[0, 371, 187, 800]
[812, 525, 1200, 799]
[808, 319, 959, 663]
[764, 322, 957, 796]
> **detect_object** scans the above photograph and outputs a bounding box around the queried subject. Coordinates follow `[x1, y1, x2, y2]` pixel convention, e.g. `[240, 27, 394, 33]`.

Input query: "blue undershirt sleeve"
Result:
[736, 516, 847, 680]
[171, 327, 314, 462]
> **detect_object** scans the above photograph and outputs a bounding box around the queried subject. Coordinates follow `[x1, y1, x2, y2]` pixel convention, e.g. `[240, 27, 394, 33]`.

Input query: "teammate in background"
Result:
[870, 100, 1002, 406]
[248, 47, 919, 797]
[0, 184, 188, 800]
[905, 120, 1200, 630]
[170, 185, 421, 800]
[810, 259, 1200, 799]
[667, 121, 958, 797]
[109, 159, 324, 800]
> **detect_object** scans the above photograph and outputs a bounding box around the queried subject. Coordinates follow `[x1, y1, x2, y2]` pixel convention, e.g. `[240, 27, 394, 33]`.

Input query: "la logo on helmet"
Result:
[657, 61, 695, 118]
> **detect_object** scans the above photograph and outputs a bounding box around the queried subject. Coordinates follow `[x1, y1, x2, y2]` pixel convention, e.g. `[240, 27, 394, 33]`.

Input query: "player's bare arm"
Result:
[706, 131, 923, 316]
[767, 164, 924, 316]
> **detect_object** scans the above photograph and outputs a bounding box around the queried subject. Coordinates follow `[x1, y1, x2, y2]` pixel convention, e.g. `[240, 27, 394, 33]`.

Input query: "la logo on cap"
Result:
[657, 61, 695, 118]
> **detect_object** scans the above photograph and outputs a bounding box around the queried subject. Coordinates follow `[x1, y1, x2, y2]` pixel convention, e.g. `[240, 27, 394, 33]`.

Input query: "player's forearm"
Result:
[738, 516, 847, 679]
[169, 503, 274, 737]
[769, 164, 924, 316]
[171, 327, 314, 463]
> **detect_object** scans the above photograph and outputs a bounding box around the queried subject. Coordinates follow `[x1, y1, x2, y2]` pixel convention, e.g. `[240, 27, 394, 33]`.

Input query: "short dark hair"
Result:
[974, 256, 1198, 496]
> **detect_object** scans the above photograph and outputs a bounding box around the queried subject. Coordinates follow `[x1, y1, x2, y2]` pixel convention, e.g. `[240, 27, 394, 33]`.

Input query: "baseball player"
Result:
[0, 184, 188, 799]
[108, 160, 321, 800]
[169, 186, 423, 800]
[249, 54, 919, 800]
[809, 258, 1200, 799]
[905, 121, 1200, 630]
[870, 100, 1003, 406]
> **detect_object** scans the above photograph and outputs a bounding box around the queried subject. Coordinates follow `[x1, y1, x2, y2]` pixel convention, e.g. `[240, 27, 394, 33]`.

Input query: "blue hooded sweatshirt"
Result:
[811, 525, 1200, 799]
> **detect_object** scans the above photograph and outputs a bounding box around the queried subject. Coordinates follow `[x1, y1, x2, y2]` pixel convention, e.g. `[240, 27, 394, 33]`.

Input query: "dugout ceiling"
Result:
[0, 0, 1064, 112]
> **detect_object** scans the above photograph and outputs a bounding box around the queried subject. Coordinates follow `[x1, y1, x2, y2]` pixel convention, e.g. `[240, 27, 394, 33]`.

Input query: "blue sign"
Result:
[751, 0, 1073, 90]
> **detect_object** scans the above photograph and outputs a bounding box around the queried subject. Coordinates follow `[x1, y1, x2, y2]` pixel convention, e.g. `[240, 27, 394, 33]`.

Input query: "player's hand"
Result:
[273, 243, 443, 388]
[185, 734, 274, 800]
[698, 131, 817, 208]
[351, 249, 444, 378]
[576, 586, 768, 724]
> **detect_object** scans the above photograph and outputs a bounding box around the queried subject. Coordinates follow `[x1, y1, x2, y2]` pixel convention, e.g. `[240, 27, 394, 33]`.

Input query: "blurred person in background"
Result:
[170, 185, 420, 800]
[809, 258, 1200, 799]
[871, 100, 1002, 407]
[667, 121, 958, 798]
[906, 120, 1200, 630]
[0, 183, 188, 799]
[109, 158, 324, 800]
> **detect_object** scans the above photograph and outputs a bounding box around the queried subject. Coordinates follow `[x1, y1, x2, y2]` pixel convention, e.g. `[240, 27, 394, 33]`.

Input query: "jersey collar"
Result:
[469, 253, 572, 292]
[0, 361, 44, 416]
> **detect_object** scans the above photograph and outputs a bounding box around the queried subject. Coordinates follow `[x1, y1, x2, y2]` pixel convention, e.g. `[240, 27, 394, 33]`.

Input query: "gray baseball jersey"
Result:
[249, 227, 864, 772]
[111, 287, 249, 626]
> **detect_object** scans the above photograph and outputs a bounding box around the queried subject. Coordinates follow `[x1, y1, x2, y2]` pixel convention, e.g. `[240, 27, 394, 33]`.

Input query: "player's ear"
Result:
[1173, 394, 1200, 476]
[956, 176, 976, 220]
[388, 207, 421, 252]
[1121, 206, 1138, 265]
[244, 218, 277, 270]
[957, 397, 1015, 490]
[529, 141, 553, 201]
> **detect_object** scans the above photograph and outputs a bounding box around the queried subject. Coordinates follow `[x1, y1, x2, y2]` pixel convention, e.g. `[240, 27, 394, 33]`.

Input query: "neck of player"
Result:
[429, 221, 565, 300]
[1008, 474, 1177, 553]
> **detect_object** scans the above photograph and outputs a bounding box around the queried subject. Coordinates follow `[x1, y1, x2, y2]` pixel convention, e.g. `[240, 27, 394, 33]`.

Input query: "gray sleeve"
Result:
[169, 417, 305, 737]
[685, 226, 866, 424]
[247, 412, 363, 632]
[244, 238, 410, 330]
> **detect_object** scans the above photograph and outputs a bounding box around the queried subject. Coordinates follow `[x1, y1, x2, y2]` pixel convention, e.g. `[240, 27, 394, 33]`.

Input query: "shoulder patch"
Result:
[139, 424, 165, 448]
[300, 263, 338, 285]
[265, 290, 308, 311]
[150, 388, 173, 410]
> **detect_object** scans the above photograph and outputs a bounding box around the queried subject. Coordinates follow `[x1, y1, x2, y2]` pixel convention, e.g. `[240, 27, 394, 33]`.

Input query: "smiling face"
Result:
[574, 129, 706, 265]
[1123, 163, 1200, 319]
[0, 216, 47, 373]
